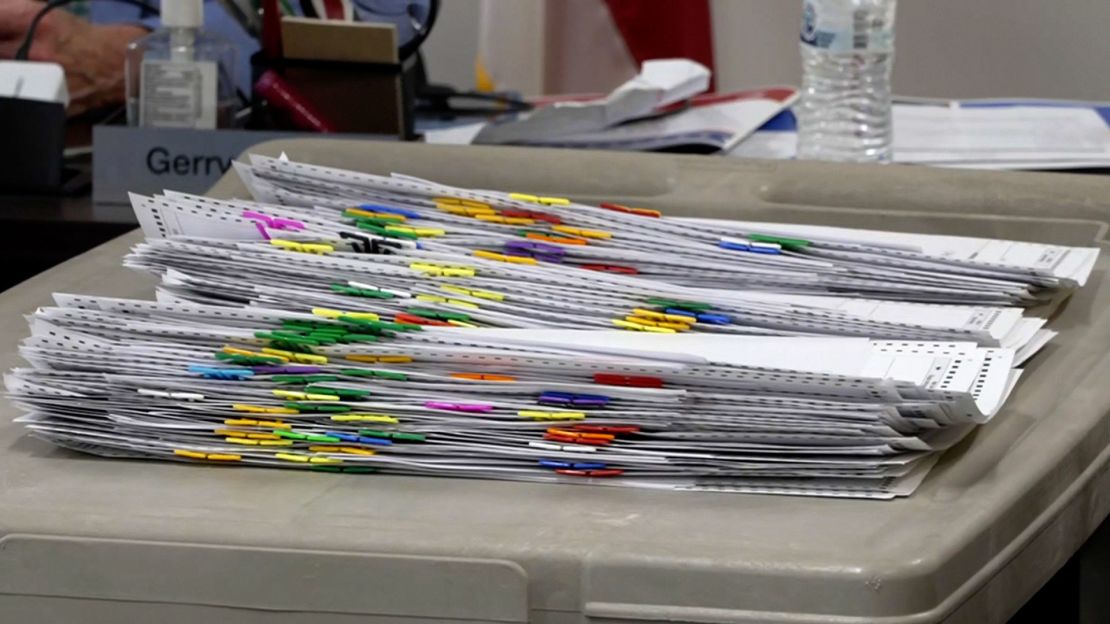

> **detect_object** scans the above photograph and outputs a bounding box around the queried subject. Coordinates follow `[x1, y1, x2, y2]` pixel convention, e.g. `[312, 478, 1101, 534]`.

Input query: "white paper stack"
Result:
[3, 155, 1096, 499]
[130, 154, 1096, 308]
[431, 61, 795, 154]
[7, 297, 1019, 499]
[729, 102, 1110, 170]
[472, 59, 712, 146]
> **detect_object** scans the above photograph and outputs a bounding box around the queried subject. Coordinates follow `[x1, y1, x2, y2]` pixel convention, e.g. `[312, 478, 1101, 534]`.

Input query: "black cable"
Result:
[15, 0, 160, 61]
[398, 0, 437, 62]
[309, 0, 439, 62]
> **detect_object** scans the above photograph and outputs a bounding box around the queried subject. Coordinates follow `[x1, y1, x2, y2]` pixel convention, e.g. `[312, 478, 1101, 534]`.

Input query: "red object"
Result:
[594, 373, 664, 388]
[501, 209, 563, 225]
[603, 0, 716, 92]
[684, 87, 798, 108]
[260, 0, 283, 59]
[573, 424, 641, 434]
[544, 434, 610, 446]
[581, 264, 639, 275]
[254, 71, 338, 132]
[599, 202, 661, 218]
[394, 313, 450, 327]
[556, 468, 625, 477]
[546, 427, 613, 441]
[600, 202, 633, 214]
[320, 0, 346, 19]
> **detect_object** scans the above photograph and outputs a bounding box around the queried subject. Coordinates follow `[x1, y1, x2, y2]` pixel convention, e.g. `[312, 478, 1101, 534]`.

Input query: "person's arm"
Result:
[0, 0, 147, 116]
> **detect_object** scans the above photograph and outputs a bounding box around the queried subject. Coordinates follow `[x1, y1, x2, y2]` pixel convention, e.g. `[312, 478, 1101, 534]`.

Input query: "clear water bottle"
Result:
[797, 0, 897, 163]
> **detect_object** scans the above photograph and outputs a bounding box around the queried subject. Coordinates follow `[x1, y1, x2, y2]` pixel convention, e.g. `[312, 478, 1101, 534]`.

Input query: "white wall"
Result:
[421, 0, 1110, 100]
[420, 0, 482, 90]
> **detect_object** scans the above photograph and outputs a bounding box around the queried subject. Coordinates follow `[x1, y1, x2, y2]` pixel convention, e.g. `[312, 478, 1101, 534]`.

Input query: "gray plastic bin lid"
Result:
[1, 140, 1109, 623]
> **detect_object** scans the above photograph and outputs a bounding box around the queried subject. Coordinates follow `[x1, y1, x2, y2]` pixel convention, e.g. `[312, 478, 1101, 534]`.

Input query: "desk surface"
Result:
[0, 193, 135, 225]
[2, 142, 1110, 624]
[0, 192, 135, 293]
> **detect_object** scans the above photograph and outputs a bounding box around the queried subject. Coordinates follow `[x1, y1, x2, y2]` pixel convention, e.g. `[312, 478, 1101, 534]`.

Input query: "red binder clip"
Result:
[394, 313, 450, 327]
[581, 264, 639, 275]
[593, 373, 664, 388]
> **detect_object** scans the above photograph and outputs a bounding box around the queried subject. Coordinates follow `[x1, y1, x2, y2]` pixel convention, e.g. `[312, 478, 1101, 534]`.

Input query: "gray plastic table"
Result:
[2, 141, 1109, 623]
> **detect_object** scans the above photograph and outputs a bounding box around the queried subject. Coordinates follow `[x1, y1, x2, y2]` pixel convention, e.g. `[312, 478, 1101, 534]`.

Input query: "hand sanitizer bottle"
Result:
[125, 0, 238, 128]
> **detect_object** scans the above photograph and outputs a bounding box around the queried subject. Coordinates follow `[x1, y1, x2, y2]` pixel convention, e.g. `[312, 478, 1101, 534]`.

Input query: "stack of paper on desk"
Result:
[428, 61, 795, 154]
[6, 300, 1016, 499]
[466, 88, 799, 153]
[134, 154, 1096, 307]
[730, 101, 1110, 170]
[3, 155, 1097, 498]
[473, 59, 711, 145]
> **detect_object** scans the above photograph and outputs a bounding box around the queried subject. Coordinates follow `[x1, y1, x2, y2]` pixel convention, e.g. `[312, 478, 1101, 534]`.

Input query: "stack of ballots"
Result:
[5, 155, 1098, 499]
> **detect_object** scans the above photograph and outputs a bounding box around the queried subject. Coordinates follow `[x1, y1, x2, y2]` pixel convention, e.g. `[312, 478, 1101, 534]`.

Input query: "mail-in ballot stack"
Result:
[4, 156, 1098, 499]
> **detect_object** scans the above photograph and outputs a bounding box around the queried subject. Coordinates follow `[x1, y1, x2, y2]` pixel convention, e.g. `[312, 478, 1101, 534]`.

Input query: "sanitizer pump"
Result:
[125, 0, 239, 128]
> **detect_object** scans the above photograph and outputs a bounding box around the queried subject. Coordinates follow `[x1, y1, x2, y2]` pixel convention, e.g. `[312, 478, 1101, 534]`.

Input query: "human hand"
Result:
[0, 0, 147, 116]
[0, 0, 44, 58]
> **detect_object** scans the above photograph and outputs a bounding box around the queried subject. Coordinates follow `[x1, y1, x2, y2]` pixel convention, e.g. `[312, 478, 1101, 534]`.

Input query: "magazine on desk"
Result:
[425, 58, 797, 154]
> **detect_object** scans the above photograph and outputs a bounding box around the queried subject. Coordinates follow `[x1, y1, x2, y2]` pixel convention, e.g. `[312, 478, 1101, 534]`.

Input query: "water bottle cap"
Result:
[162, 0, 204, 28]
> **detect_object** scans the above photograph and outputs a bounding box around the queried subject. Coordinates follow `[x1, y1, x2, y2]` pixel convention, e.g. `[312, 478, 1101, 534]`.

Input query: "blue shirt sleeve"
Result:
[88, 0, 258, 95]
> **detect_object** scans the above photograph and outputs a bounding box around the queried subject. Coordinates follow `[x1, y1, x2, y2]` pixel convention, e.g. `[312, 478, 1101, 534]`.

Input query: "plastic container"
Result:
[796, 0, 898, 163]
[125, 0, 238, 128]
[3, 141, 1109, 623]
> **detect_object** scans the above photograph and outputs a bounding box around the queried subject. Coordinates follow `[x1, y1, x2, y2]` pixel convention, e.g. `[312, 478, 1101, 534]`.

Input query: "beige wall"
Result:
[420, 0, 483, 91]
[422, 0, 1110, 100]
